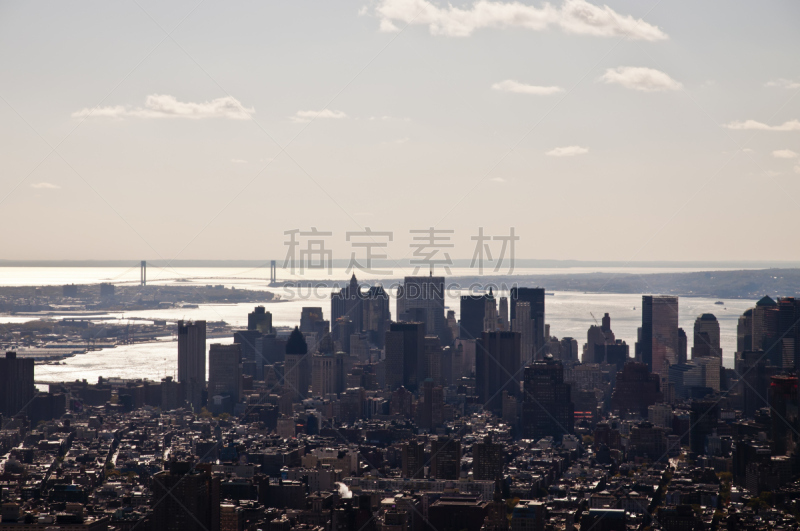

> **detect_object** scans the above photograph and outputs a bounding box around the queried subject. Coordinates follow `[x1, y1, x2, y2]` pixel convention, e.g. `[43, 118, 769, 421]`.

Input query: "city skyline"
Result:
[1, 1, 799, 262]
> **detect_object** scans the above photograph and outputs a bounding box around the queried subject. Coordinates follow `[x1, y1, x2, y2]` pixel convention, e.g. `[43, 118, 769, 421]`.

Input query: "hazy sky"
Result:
[1, 0, 799, 264]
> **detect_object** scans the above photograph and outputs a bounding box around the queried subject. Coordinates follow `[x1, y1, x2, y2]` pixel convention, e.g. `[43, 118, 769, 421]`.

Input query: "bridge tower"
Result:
[140, 261, 147, 286]
[269, 260, 277, 285]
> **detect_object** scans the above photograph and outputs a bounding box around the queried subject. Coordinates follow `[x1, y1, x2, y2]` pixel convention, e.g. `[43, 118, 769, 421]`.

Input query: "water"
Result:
[0, 267, 756, 383]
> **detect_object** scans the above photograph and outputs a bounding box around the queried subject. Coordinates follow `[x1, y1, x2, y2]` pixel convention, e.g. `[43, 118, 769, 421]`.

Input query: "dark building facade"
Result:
[611, 362, 663, 417]
[509, 287, 545, 355]
[521, 355, 574, 441]
[476, 331, 521, 414]
[177, 320, 206, 411]
[385, 322, 425, 393]
[0, 352, 35, 420]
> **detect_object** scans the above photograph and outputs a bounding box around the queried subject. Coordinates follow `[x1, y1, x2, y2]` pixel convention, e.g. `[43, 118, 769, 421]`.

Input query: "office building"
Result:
[611, 362, 663, 416]
[512, 301, 534, 363]
[0, 352, 35, 420]
[331, 274, 364, 337]
[208, 343, 242, 402]
[402, 441, 425, 479]
[521, 355, 574, 441]
[284, 327, 310, 401]
[248, 306, 273, 333]
[397, 275, 447, 344]
[178, 320, 206, 410]
[460, 293, 488, 340]
[151, 462, 217, 531]
[384, 322, 425, 393]
[638, 296, 679, 380]
[472, 433, 504, 481]
[510, 287, 545, 357]
[430, 436, 461, 480]
[363, 284, 391, 347]
[770, 374, 799, 456]
[476, 331, 521, 415]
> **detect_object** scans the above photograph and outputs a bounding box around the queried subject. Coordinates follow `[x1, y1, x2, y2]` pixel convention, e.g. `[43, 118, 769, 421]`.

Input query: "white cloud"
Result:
[546, 145, 588, 157]
[72, 94, 254, 120]
[773, 149, 798, 159]
[374, 0, 667, 40]
[765, 79, 800, 90]
[291, 109, 348, 123]
[230, 159, 248, 164]
[725, 119, 800, 132]
[31, 182, 60, 189]
[491, 80, 563, 95]
[492, 177, 506, 182]
[600, 66, 682, 92]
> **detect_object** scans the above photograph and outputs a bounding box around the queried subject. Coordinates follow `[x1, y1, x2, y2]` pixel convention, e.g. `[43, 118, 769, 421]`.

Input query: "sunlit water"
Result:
[0, 267, 755, 383]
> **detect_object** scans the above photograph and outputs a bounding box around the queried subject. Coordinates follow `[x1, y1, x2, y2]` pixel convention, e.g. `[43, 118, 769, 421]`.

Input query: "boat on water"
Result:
[715, 301, 724, 305]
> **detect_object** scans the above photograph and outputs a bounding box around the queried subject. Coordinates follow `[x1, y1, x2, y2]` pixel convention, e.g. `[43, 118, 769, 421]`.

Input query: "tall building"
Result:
[402, 441, 425, 478]
[738, 296, 800, 369]
[692, 313, 721, 359]
[284, 327, 310, 401]
[638, 296, 679, 380]
[208, 343, 242, 402]
[384, 322, 425, 393]
[460, 293, 488, 340]
[420, 379, 445, 431]
[510, 287, 545, 357]
[512, 302, 534, 364]
[770, 375, 799, 456]
[476, 331, 521, 414]
[484, 292, 498, 332]
[690, 399, 720, 455]
[611, 362, 663, 416]
[151, 462, 217, 531]
[0, 352, 35, 420]
[178, 320, 206, 410]
[312, 352, 337, 397]
[363, 284, 391, 347]
[521, 355, 574, 441]
[472, 433, 504, 480]
[248, 306, 273, 333]
[430, 436, 461, 480]
[397, 275, 447, 344]
[498, 297, 509, 331]
[331, 274, 364, 338]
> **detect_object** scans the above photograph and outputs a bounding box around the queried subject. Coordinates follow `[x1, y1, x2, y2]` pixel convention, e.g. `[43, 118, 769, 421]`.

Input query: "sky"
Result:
[0, 0, 799, 265]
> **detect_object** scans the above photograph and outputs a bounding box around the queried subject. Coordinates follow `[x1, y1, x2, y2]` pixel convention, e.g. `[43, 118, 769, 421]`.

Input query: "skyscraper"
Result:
[151, 462, 217, 531]
[770, 375, 799, 456]
[521, 355, 574, 441]
[512, 301, 534, 363]
[208, 343, 242, 401]
[384, 322, 425, 393]
[363, 284, 391, 347]
[0, 352, 35, 420]
[284, 327, 310, 401]
[248, 306, 273, 333]
[331, 274, 364, 337]
[611, 362, 663, 416]
[472, 433, 504, 480]
[430, 436, 461, 480]
[396, 275, 447, 344]
[460, 293, 488, 340]
[178, 320, 206, 410]
[510, 287, 545, 356]
[476, 331, 521, 414]
[639, 296, 679, 380]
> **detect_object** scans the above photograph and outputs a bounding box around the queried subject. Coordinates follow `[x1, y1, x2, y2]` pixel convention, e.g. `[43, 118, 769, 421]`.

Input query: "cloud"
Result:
[773, 149, 798, 159]
[600, 66, 682, 92]
[72, 94, 254, 120]
[373, 0, 667, 40]
[724, 119, 800, 132]
[492, 177, 506, 182]
[765, 79, 800, 90]
[31, 182, 60, 189]
[795, 164, 800, 175]
[546, 145, 588, 157]
[742, 148, 754, 153]
[491, 80, 563, 95]
[291, 109, 348, 123]
[230, 159, 248, 164]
